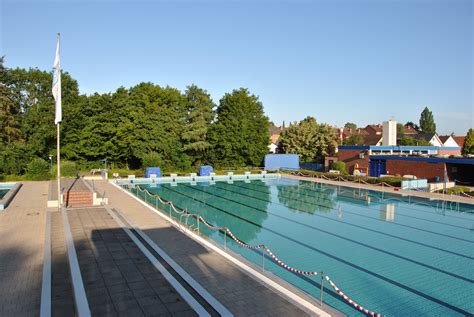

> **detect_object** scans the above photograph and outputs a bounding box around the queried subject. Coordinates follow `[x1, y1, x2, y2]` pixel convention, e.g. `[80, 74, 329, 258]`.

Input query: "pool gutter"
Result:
[0, 183, 22, 210]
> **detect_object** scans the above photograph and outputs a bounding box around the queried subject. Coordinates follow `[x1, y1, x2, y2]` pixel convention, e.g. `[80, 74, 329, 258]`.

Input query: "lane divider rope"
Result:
[125, 183, 383, 317]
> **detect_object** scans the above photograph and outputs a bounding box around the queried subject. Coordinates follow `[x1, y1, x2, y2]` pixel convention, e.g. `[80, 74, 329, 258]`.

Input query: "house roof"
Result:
[403, 125, 419, 135]
[413, 133, 437, 142]
[362, 134, 383, 146]
[452, 136, 466, 148]
[439, 135, 451, 143]
[365, 124, 383, 135]
[269, 122, 285, 136]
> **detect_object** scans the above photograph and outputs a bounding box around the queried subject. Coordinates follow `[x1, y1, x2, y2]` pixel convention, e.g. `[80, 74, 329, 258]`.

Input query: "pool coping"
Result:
[0, 182, 22, 210]
[282, 174, 474, 205]
[110, 180, 343, 317]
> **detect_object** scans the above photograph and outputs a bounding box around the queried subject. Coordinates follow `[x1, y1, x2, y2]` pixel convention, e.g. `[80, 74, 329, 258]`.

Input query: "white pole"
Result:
[56, 32, 61, 210]
[57, 122, 61, 210]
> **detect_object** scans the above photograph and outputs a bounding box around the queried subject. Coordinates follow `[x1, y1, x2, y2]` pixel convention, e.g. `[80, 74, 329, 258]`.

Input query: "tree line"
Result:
[0, 58, 271, 176]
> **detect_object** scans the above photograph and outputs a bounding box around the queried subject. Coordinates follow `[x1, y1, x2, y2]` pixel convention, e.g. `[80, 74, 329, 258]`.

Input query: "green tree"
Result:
[419, 107, 436, 133]
[463, 128, 474, 154]
[0, 57, 22, 145]
[397, 123, 404, 136]
[278, 116, 334, 162]
[400, 136, 431, 146]
[210, 88, 269, 166]
[343, 133, 364, 145]
[344, 122, 357, 130]
[182, 85, 215, 165]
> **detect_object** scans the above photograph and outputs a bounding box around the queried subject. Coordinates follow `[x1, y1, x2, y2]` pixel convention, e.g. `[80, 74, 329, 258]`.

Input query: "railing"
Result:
[284, 169, 474, 201]
[124, 183, 383, 317]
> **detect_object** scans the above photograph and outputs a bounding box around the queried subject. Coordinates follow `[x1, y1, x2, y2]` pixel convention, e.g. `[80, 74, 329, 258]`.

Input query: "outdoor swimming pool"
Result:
[126, 177, 473, 316]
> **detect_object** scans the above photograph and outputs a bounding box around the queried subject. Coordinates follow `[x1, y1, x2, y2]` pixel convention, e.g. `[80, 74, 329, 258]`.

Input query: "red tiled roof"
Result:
[452, 136, 466, 148]
[362, 135, 382, 145]
[365, 124, 383, 135]
[403, 125, 419, 135]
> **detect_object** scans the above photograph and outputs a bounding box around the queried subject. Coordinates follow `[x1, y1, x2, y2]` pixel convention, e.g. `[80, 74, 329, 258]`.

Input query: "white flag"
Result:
[52, 35, 61, 124]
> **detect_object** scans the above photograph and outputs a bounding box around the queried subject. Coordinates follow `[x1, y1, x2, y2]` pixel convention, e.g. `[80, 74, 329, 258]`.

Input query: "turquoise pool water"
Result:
[0, 189, 8, 199]
[129, 177, 474, 316]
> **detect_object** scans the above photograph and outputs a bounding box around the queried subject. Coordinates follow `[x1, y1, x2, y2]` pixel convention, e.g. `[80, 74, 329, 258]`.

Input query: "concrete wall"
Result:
[386, 160, 445, 181]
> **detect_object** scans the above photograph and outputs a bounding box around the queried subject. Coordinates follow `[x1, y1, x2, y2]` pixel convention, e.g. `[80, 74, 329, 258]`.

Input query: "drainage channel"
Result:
[107, 207, 231, 317]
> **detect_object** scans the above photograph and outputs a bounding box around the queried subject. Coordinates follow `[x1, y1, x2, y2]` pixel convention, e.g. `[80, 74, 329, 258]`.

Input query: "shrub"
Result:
[141, 152, 164, 169]
[331, 161, 346, 174]
[27, 158, 51, 180]
[57, 161, 79, 177]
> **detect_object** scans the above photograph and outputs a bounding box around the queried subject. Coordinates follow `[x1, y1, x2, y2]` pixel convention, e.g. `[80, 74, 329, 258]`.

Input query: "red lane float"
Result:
[126, 183, 383, 316]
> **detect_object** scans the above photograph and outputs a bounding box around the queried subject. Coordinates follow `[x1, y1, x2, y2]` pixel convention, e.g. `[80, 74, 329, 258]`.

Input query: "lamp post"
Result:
[49, 155, 53, 175]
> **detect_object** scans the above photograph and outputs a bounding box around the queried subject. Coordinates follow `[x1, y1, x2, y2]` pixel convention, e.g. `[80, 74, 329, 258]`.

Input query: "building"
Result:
[412, 133, 444, 147]
[369, 155, 474, 184]
[439, 135, 459, 147]
[337, 145, 462, 176]
[402, 125, 419, 136]
[268, 122, 285, 153]
[364, 124, 383, 136]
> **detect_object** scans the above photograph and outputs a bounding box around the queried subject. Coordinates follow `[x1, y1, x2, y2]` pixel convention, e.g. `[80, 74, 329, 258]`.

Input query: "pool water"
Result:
[0, 189, 8, 199]
[130, 177, 474, 316]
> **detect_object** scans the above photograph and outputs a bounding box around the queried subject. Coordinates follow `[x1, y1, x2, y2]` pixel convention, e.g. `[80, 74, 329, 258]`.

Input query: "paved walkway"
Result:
[92, 180, 333, 317]
[68, 207, 196, 316]
[285, 174, 474, 205]
[0, 181, 49, 316]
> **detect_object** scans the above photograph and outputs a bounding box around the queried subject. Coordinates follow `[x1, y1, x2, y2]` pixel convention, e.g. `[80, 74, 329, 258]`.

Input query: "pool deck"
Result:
[284, 174, 474, 205]
[0, 181, 48, 316]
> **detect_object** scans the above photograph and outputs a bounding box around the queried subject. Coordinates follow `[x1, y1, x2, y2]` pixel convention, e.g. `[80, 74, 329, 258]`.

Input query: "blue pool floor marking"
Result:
[249, 178, 474, 217]
[230, 182, 474, 243]
[223, 181, 474, 234]
[234, 181, 474, 231]
[205, 183, 474, 260]
[133, 187, 362, 315]
[217, 183, 474, 260]
[180, 184, 474, 283]
[251, 179, 474, 218]
[278, 182, 474, 230]
[143, 185, 472, 316]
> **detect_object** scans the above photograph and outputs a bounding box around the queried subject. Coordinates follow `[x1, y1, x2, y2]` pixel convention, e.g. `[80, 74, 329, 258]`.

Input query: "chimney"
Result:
[382, 119, 397, 146]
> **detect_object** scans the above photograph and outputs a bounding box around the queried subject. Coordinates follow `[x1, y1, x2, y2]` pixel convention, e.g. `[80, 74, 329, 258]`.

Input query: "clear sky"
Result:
[1, 0, 472, 135]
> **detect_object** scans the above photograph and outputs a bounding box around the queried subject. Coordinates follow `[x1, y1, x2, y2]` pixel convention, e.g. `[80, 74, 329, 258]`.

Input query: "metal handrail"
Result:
[123, 183, 382, 317]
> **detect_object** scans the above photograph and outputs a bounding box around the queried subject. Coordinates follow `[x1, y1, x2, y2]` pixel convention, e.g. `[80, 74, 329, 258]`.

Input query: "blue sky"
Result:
[1, 0, 472, 134]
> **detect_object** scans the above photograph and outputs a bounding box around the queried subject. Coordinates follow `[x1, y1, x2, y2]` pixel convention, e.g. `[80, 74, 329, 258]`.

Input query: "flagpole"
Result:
[56, 33, 61, 210]
[57, 121, 61, 210]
